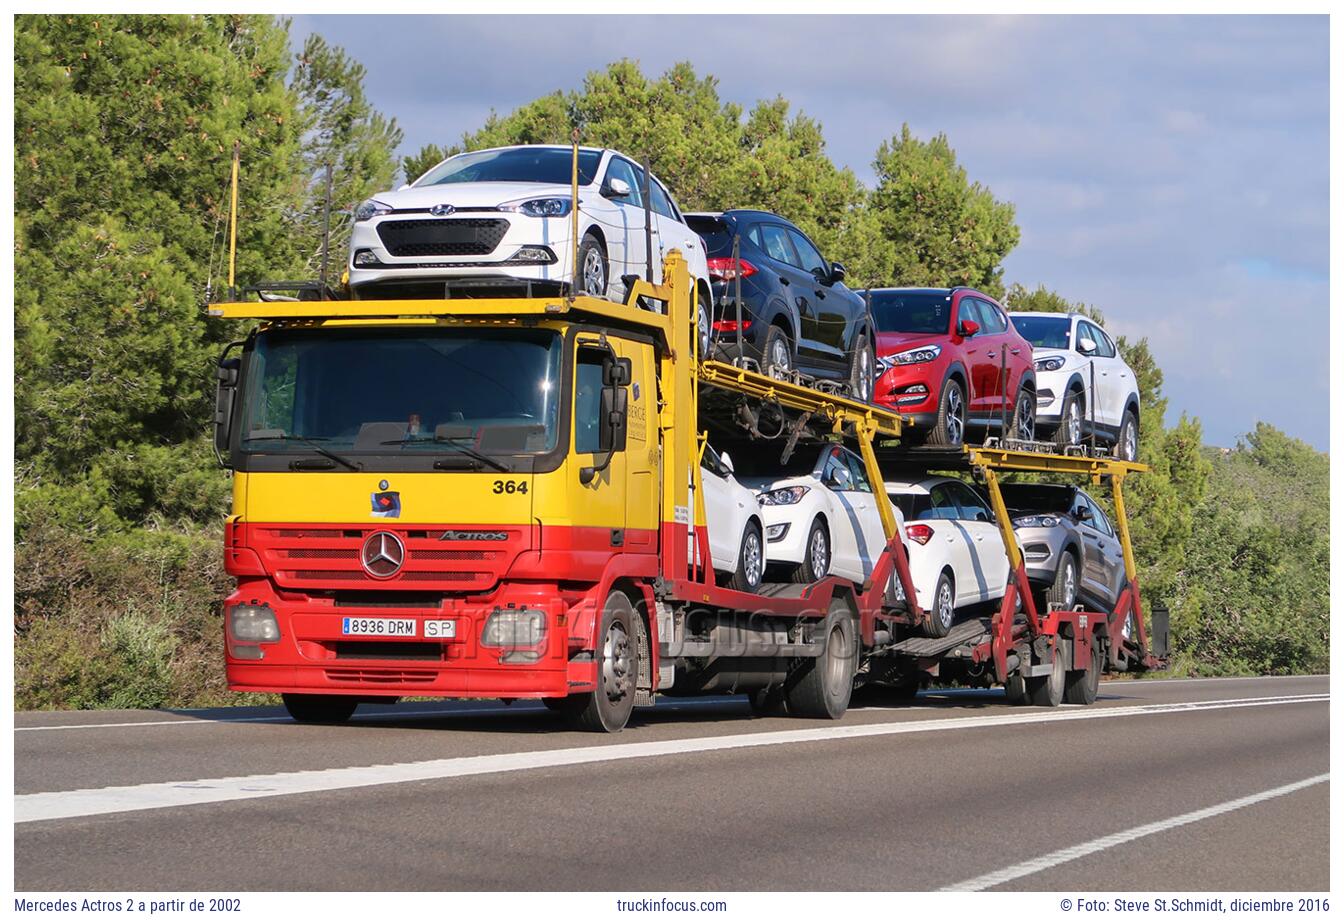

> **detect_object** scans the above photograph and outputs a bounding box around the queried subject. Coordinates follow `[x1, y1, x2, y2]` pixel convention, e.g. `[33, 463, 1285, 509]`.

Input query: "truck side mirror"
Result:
[598, 385, 628, 453]
[214, 356, 240, 468]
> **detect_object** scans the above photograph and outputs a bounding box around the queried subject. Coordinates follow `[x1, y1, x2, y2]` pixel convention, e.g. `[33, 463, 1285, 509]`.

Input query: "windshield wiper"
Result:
[380, 434, 509, 472]
[243, 434, 362, 471]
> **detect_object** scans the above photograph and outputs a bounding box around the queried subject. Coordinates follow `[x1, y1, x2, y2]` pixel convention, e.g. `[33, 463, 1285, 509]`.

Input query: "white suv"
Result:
[347, 145, 713, 320]
[1009, 312, 1140, 461]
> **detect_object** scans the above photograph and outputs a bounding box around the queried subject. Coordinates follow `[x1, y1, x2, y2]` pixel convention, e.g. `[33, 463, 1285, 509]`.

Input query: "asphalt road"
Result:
[13, 674, 1329, 891]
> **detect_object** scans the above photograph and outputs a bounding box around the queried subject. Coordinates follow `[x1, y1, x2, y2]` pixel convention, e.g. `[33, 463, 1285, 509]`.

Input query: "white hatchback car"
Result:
[885, 476, 1011, 637]
[348, 145, 714, 330]
[694, 444, 765, 593]
[1008, 312, 1140, 461]
[745, 444, 904, 585]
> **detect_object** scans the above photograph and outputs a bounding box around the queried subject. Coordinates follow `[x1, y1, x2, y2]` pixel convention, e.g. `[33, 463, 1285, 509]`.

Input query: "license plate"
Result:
[341, 617, 416, 637]
[424, 620, 457, 639]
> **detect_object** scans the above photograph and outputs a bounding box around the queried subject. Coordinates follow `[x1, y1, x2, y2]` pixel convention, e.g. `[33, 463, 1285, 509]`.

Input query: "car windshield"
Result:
[415, 147, 603, 187]
[1011, 315, 1073, 349]
[239, 327, 563, 457]
[1000, 485, 1075, 514]
[868, 291, 953, 334]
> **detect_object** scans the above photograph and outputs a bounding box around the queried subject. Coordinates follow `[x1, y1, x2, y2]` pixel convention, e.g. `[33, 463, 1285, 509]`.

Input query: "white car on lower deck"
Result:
[348, 145, 713, 321]
[885, 476, 1012, 637]
[695, 445, 765, 593]
[743, 444, 905, 586]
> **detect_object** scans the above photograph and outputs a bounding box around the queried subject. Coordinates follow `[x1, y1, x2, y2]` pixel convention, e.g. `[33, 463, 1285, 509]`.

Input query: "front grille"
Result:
[377, 218, 509, 257]
[325, 667, 437, 685]
[332, 592, 446, 609]
[284, 548, 359, 560]
[331, 641, 443, 661]
[411, 549, 499, 561]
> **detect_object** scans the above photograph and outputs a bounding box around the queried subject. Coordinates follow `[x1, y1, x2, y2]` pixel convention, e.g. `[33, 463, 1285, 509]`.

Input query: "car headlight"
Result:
[501, 197, 573, 218]
[353, 199, 393, 222]
[881, 344, 942, 368]
[1035, 356, 1066, 372]
[1014, 514, 1062, 528]
[481, 607, 546, 647]
[759, 486, 809, 506]
[229, 603, 280, 643]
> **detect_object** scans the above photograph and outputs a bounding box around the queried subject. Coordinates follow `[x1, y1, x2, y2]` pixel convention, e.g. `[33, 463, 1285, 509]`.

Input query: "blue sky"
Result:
[293, 14, 1329, 449]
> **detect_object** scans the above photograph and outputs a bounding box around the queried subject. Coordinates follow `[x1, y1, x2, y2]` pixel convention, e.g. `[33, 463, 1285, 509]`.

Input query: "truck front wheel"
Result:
[282, 694, 358, 724]
[567, 591, 639, 732]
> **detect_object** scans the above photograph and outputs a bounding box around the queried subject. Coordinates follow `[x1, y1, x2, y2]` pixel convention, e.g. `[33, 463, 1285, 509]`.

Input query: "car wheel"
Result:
[791, 518, 830, 584]
[763, 325, 794, 379]
[1011, 386, 1036, 442]
[576, 233, 608, 298]
[784, 600, 858, 719]
[849, 335, 875, 403]
[696, 284, 712, 360]
[1115, 409, 1139, 462]
[924, 377, 966, 447]
[565, 591, 638, 732]
[921, 569, 956, 638]
[282, 694, 358, 724]
[728, 522, 764, 593]
[1046, 549, 1079, 611]
[1053, 389, 1084, 448]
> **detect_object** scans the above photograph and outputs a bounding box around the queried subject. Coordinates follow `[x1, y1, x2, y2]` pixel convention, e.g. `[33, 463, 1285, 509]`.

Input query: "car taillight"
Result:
[906, 523, 934, 545]
[712, 318, 754, 332]
[707, 257, 757, 282]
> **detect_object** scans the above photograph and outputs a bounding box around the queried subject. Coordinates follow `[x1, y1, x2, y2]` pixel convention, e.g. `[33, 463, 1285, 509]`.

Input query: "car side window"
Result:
[928, 484, 960, 521]
[787, 228, 828, 277]
[604, 158, 644, 207]
[1077, 321, 1101, 356]
[820, 448, 851, 490]
[844, 451, 873, 493]
[1091, 324, 1117, 358]
[1084, 494, 1114, 536]
[956, 297, 986, 331]
[746, 224, 764, 250]
[952, 482, 993, 523]
[648, 179, 676, 220]
[977, 299, 1008, 334]
[760, 224, 800, 268]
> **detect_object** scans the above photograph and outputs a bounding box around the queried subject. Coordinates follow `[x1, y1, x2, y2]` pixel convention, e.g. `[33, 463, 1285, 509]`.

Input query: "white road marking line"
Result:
[14, 693, 1326, 824]
[14, 697, 740, 733]
[942, 773, 1330, 891]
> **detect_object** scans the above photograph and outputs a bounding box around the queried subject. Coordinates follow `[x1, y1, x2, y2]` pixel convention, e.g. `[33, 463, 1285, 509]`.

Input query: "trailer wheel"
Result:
[784, 602, 857, 719]
[1003, 674, 1028, 705]
[566, 591, 638, 732]
[1026, 639, 1067, 707]
[921, 570, 955, 638]
[1064, 637, 1101, 705]
[282, 694, 358, 724]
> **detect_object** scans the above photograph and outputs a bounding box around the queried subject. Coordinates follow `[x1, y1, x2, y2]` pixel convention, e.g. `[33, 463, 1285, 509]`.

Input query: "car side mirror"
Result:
[829, 261, 847, 284]
[1079, 338, 1097, 355]
[958, 319, 980, 338]
[603, 177, 632, 199]
[720, 451, 735, 475]
[827, 467, 851, 489]
[213, 355, 241, 467]
[1075, 506, 1093, 521]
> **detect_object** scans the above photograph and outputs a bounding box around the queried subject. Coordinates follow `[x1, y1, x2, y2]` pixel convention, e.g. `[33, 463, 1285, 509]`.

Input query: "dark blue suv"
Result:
[685, 210, 876, 400]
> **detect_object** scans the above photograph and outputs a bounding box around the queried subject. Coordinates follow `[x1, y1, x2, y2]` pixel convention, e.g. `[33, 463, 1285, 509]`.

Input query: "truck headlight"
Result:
[229, 603, 280, 643]
[481, 607, 546, 647]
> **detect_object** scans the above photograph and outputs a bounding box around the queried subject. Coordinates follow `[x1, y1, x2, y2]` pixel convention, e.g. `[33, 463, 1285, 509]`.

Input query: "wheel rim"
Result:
[823, 622, 847, 690]
[1017, 392, 1035, 441]
[698, 303, 710, 358]
[945, 386, 965, 444]
[1124, 421, 1137, 460]
[743, 531, 763, 588]
[770, 336, 791, 373]
[1067, 400, 1082, 444]
[601, 621, 631, 702]
[937, 580, 954, 628]
[1063, 558, 1077, 608]
[856, 346, 873, 401]
[582, 248, 605, 295]
[809, 528, 828, 579]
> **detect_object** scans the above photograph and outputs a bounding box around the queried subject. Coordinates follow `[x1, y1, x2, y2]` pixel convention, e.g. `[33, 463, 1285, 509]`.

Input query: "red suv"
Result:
[861, 287, 1036, 447]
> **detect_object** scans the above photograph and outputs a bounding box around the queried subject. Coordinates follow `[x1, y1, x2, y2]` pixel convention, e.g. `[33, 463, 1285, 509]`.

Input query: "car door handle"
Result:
[814, 289, 826, 299]
[779, 276, 790, 286]
[986, 351, 997, 359]
[1010, 348, 1022, 355]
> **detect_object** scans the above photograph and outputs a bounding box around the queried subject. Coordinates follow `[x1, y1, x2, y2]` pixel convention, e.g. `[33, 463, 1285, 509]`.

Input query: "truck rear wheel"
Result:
[1063, 637, 1102, 705]
[282, 694, 358, 724]
[566, 590, 638, 732]
[784, 602, 857, 719]
[1026, 640, 1067, 707]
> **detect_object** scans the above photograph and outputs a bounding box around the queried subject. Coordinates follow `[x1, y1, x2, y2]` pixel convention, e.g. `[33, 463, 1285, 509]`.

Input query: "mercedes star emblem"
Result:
[361, 531, 405, 579]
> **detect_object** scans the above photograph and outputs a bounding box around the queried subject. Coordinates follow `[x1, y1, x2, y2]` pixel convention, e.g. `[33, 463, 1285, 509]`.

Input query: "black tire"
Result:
[1045, 549, 1079, 611]
[728, 521, 764, 593]
[541, 697, 574, 713]
[282, 694, 358, 724]
[1114, 409, 1139, 462]
[1064, 637, 1101, 705]
[1026, 639, 1067, 707]
[1004, 674, 1028, 706]
[1011, 385, 1036, 442]
[566, 591, 638, 732]
[575, 233, 609, 298]
[762, 324, 794, 378]
[923, 377, 966, 447]
[784, 602, 858, 719]
[1053, 389, 1084, 448]
[696, 283, 712, 361]
[748, 684, 789, 717]
[791, 518, 830, 584]
[849, 335, 876, 403]
[921, 569, 956, 638]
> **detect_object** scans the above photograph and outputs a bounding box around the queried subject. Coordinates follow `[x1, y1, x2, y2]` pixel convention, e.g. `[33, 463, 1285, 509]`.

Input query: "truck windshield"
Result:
[239, 327, 563, 460]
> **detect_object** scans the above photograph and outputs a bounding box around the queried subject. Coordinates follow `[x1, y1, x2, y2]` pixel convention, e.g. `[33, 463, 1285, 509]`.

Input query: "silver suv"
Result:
[996, 483, 1126, 612]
